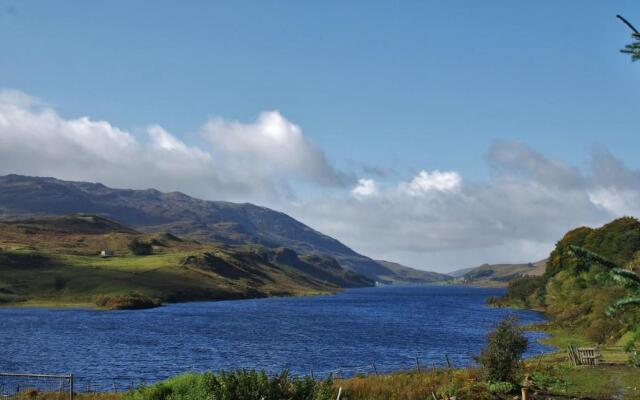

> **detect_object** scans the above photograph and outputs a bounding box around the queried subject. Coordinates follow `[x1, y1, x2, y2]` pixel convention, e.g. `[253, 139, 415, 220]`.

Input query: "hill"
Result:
[455, 259, 546, 286]
[0, 174, 442, 283]
[0, 214, 372, 309]
[447, 266, 475, 278]
[374, 260, 450, 283]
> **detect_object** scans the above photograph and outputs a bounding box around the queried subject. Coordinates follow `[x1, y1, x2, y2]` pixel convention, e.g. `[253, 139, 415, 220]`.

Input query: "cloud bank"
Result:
[0, 90, 340, 202]
[286, 141, 640, 270]
[1, 89, 639, 271]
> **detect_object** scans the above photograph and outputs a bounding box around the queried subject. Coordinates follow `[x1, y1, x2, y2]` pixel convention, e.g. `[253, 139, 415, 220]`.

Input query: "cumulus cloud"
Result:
[0, 90, 340, 202]
[351, 178, 378, 199]
[400, 170, 461, 195]
[202, 111, 340, 187]
[2, 89, 640, 272]
[287, 140, 639, 271]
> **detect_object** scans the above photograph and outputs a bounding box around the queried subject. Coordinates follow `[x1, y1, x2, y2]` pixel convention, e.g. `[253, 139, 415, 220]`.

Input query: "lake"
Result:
[0, 285, 552, 391]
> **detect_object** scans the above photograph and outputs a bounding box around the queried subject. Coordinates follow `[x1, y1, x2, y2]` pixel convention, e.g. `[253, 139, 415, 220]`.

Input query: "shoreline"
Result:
[0, 288, 342, 310]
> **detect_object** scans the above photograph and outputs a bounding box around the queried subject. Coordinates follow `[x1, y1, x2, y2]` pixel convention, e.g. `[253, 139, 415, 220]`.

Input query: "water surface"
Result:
[0, 285, 551, 390]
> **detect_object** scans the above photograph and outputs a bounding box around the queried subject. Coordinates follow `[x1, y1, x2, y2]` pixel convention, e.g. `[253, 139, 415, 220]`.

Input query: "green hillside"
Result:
[0, 174, 444, 283]
[0, 214, 372, 309]
[500, 217, 640, 344]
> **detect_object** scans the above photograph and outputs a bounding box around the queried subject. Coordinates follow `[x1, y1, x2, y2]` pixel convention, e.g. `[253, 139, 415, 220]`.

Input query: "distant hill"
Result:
[0, 214, 372, 308]
[447, 266, 475, 278]
[0, 174, 441, 283]
[452, 259, 547, 285]
[374, 260, 451, 283]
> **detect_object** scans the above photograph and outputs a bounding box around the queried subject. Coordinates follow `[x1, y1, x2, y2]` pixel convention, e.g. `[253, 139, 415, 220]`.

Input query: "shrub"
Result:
[475, 316, 528, 385]
[124, 370, 337, 400]
[128, 238, 153, 256]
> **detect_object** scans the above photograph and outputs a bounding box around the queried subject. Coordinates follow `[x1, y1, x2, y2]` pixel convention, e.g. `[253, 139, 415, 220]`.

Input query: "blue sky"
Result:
[2, 1, 638, 178]
[1, 1, 639, 270]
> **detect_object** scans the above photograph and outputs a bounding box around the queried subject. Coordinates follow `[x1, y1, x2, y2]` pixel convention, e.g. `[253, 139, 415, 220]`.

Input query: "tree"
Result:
[476, 316, 528, 384]
[128, 238, 153, 256]
[617, 15, 640, 61]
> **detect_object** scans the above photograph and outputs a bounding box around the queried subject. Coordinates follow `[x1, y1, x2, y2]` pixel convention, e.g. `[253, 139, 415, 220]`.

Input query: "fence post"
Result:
[415, 357, 421, 373]
[69, 374, 74, 400]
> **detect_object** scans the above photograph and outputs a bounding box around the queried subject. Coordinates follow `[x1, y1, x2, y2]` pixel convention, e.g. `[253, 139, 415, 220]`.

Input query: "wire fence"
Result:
[0, 373, 73, 399]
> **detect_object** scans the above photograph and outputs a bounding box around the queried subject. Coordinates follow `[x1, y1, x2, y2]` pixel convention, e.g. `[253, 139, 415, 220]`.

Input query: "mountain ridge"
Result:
[0, 174, 443, 283]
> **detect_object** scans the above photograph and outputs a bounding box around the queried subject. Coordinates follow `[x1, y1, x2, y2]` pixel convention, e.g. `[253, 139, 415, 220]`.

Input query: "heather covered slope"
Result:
[0, 174, 441, 282]
[0, 214, 372, 308]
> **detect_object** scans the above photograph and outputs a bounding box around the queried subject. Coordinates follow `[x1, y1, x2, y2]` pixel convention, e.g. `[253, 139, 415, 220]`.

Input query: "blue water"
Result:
[0, 285, 551, 391]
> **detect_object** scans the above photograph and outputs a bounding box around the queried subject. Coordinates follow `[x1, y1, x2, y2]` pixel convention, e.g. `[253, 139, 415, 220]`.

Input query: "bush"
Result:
[124, 370, 337, 400]
[128, 238, 153, 256]
[476, 316, 528, 385]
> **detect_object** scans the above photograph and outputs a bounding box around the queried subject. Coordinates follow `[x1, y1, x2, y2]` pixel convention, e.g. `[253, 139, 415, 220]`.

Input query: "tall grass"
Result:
[124, 370, 336, 400]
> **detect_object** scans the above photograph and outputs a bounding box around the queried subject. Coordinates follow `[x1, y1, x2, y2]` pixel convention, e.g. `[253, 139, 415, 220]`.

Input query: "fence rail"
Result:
[0, 373, 73, 399]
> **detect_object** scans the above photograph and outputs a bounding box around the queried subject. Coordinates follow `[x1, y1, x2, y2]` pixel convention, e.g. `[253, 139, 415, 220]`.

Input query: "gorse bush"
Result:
[475, 316, 527, 385]
[124, 370, 337, 400]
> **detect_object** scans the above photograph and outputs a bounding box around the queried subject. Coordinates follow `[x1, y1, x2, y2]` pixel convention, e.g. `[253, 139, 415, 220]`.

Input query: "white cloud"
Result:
[351, 178, 378, 199]
[287, 141, 638, 271]
[0, 90, 340, 202]
[2, 90, 640, 272]
[202, 111, 340, 187]
[400, 170, 461, 195]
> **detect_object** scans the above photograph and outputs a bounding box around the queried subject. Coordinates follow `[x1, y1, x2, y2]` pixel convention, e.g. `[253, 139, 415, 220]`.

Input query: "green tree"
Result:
[476, 316, 528, 384]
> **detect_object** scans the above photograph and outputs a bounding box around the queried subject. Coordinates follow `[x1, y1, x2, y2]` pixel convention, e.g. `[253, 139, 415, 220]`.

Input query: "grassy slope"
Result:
[0, 215, 370, 308]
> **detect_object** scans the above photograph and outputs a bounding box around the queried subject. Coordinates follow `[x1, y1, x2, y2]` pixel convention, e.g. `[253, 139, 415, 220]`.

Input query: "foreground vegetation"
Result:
[124, 370, 337, 400]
